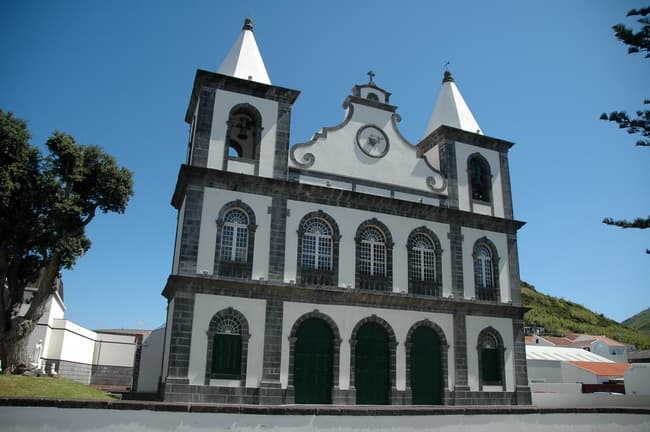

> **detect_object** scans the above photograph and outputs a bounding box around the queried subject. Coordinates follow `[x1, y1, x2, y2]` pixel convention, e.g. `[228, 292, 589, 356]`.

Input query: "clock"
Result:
[356, 125, 389, 158]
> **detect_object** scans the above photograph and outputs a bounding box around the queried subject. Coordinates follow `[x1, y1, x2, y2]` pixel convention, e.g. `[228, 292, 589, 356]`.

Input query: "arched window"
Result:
[355, 220, 393, 291]
[221, 209, 248, 262]
[215, 201, 256, 279]
[473, 239, 499, 302]
[296, 212, 342, 286]
[468, 154, 492, 203]
[205, 309, 250, 382]
[407, 228, 443, 296]
[225, 104, 262, 161]
[477, 328, 505, 389]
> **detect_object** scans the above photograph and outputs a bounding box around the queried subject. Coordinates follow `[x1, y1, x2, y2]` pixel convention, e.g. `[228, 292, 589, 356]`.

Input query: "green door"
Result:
[294, 318, 333, 403]
[410, 326, 442, 404]
[355, 322, 390, 404]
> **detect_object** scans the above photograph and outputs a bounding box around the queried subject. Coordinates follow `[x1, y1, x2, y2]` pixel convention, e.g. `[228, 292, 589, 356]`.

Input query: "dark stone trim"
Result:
[172, 166, 525, 235]
[404, 320, 450, 404]
[354, 218, 394, 292]
[162, 275, 529, 320]
[417, 125, 514, 156]
[349, 315, 398, 403]
[437, 138, 458, 209]
[289, 102, 354, 169]
[165, 293, 195, 380]
[512, 316, 531, 404]
[499, 151, 514, 220]
[260, 299, 283, 401]
[476, 327, 506, 391]
[507, 234, 522, 306]
[273, 101, 292, 179]
[177, 186, 205, 276]
[267, 195, 288, 282]
[295, 210, 341, 287]
[189, 87, 216, 167]
[286, 310, 342, 404]
[448, 224, 464, 298]
[213, 200, 258, 279]
[345, 95, 397, 113]
[453, 311, 468, 390]
[204, 307, 250, 386]
[472, 237, 500, 303]
[406, 227, 443, 297]
[185, 70, 300, 124]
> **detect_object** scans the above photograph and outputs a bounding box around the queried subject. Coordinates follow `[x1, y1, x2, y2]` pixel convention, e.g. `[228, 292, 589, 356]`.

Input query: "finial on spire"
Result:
[442, 70, 454, 83]
[242, 17, 254, 31]
[367, 70, 375, 84]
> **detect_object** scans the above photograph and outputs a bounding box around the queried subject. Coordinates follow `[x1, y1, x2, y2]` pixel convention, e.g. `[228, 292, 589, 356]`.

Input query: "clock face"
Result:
[356, 125, 389, 158]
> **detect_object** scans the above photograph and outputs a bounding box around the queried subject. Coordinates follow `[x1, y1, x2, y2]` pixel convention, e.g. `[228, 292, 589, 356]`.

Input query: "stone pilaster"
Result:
[507, 234, 523, 306]
[512, 316, 532, 405]
[190, 87, 215, 167]
[499, 151, 514, 220]
[273, 101, 292, 180]
[259, 299, 284, 404]
[177, 186, 204, 276]
[452, 311, 470, 404]
[267, 195, 288, 282]
[448, 223, 464, 299]
[165, 292, 195, 383]
[439, 138, 459, 209]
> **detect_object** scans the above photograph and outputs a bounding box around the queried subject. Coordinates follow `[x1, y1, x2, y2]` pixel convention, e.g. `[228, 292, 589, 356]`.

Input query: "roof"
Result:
[94, 328, 152, 336]
[568, 361, 631, 377]
[592, 335, 626, 347]
[526, 333, 626, 348]
[217, 18, 271, 85]
[526, 345, 614, 362]
[424, 70, 481, 137]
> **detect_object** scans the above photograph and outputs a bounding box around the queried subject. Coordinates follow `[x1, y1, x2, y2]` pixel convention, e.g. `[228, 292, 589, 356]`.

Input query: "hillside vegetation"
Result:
[622, 308, 650, 334]
[521, 282, 650, 350]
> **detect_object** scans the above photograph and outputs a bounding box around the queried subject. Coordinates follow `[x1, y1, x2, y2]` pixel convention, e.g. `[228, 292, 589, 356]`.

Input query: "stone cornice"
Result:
[171, 165, 526, 234]
[162, 274, 528, 319]
[417, 125, 515, 156]
[185, 70, 301, 123]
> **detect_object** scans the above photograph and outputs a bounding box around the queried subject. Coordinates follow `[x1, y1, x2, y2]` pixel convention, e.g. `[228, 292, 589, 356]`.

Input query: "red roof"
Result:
[525, 336, 535, 344]
[593, 336, 626, 347]
[568, 361, 630, 377]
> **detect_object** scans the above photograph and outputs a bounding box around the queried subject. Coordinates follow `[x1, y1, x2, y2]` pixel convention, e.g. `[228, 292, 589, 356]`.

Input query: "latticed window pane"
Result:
[475, 245, 493, 289]
[215, 315, 242, 335]
[359, 227, 386, 276]
[409, 234, 435, 281]
[221, 209, 249, 262]
[301, 219, 332, 270]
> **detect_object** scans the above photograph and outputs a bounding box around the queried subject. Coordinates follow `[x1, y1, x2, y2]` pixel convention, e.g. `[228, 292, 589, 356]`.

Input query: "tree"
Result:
[600, 7, 650, 250]
[0, 110, 133, 372]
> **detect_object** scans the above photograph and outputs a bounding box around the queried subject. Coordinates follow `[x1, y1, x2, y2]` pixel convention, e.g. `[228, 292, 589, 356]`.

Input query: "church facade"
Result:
[161, 18, 531, 405]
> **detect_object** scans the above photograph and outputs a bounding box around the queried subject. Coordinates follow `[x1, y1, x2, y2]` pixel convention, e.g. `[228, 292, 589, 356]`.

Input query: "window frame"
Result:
[406, 227, 443, 296]
[472, 238, 500, 302]
[355, 219, 393, 291]
[214, 200, 257, 279]
[296, 211, 340, 287]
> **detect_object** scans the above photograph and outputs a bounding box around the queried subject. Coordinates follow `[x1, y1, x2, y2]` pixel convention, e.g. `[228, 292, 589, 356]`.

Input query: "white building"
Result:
[161, 18, 531, 405]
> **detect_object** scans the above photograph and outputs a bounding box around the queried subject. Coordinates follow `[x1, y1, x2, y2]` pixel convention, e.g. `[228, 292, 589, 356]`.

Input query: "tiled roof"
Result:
[593, 335, 626, 347]
[526, 345, 613, 362]
[568, 361, 631, 377]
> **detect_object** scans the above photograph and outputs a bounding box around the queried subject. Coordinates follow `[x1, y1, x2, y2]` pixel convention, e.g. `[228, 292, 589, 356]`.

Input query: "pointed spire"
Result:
[217, 18, 271, 85]
[424, 70, 482, 137]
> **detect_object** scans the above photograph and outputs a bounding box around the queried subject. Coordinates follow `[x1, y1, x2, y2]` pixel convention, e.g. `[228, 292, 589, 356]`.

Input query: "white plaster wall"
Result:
[207, 89, 278, 178]
[625, 363, 650, 395]
[280, 302, 454, 392]
[188, 294, 266, 387]
[172, 198, 186, 275]
[93, 333, 137, 367]
[461, 227, 510, 302]
[527, 360, 563, 383]
[561, 363, 598, 385]
[196, 188, 272, 280]
[48, 319, 97, 365]
[283, 200, 452, 296]
[138, 327, 165, 393]
[592, 340, 627, 363]
[290, 101, 446, 195]
[466, 316, 514, 392]
[455, 142, 504, 218]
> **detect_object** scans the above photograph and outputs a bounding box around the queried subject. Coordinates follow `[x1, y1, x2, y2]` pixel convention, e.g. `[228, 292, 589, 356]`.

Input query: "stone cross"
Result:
[367, 70, 375, 83]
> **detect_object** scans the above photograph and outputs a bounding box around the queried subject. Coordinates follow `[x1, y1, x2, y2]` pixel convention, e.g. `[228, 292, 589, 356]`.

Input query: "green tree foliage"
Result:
[522, 282, 650, 350]
[0, 110, 133, 372]
[600, 7, 650, 240]
[623, 307, 650, 334]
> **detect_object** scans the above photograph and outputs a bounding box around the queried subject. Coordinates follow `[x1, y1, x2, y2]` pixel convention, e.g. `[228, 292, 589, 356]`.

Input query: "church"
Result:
[160, 18, 531, 405]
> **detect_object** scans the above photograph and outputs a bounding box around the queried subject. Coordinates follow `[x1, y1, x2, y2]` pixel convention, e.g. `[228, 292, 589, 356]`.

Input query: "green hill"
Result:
[623, 307, 650, 334]
[521, 281, 650, 350]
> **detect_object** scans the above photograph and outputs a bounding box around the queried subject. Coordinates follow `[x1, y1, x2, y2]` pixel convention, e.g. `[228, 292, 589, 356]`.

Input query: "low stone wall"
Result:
[90, 365, 134, 389]
[44, 359, 92, 385]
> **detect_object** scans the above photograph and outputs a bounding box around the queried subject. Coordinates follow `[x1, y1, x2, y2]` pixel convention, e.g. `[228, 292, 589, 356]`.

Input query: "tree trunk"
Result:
[0, 321, 29, 373]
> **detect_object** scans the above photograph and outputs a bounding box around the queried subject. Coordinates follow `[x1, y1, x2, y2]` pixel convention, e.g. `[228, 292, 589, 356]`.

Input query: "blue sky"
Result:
[2, 1, 648, 330]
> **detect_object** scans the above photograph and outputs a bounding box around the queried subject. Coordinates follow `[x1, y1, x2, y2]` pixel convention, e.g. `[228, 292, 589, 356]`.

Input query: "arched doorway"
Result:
[410, 326, 442, 404]
[294, 317, 333, 403]
[355, 322, 389, 404]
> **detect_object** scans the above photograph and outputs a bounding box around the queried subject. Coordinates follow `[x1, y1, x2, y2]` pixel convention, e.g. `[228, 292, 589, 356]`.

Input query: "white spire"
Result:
[424, 70, 481, 137]
[217, 18, 271, 85]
